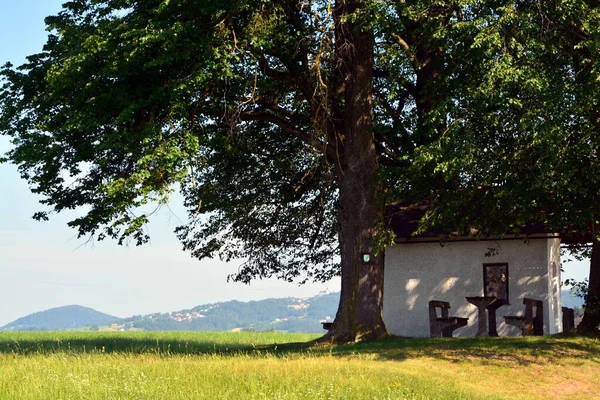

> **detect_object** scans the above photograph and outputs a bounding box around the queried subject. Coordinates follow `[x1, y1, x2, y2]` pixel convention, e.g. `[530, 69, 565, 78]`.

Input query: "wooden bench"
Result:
[429, 300, 469, 338]
[504, 298, 544, 336]
[562, 307, 575, 332]
[321, 321, 334, 331]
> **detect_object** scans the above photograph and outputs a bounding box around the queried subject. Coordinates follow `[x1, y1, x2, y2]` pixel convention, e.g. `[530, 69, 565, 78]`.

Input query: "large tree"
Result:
[0, 0, 530, 341]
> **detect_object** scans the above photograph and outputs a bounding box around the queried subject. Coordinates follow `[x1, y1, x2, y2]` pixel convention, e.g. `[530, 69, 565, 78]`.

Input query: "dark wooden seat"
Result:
[504, 298, 544, 336]
[562, 307, 575, 332]
[429, 300, 469, 338]
[321, 321, 334, 331]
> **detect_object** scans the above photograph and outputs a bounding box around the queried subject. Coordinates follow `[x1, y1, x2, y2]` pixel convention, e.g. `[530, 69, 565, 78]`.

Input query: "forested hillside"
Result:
[1, 293, 339, 333]
[124, 293, 339, 333]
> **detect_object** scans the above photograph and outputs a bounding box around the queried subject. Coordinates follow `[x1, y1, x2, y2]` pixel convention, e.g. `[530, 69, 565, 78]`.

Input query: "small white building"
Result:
[382, 205, 564, 337]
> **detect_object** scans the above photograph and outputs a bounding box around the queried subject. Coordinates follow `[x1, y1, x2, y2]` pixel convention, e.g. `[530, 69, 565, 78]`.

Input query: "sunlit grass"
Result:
[0, 332, 598, 399]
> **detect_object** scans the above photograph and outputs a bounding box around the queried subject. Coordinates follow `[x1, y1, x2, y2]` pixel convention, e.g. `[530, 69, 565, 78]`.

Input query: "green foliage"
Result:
[564, 278, 590, 303]
[371, 223, 396, 257]
[404, 1, 600, 241]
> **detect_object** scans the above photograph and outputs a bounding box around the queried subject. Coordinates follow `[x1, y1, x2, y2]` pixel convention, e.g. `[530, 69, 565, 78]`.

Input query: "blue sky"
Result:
[0, 1, 588, 326]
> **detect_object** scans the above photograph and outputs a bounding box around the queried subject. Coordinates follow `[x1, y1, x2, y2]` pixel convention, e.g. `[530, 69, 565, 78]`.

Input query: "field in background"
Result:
[0, 332, 598, 400]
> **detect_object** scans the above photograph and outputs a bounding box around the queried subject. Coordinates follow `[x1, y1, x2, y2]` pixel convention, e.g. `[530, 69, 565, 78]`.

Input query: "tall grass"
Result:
[0, 332, 598, 400]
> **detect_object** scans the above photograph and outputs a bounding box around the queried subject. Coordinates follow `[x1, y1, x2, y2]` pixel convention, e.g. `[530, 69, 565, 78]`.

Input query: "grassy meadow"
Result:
[0, 331, 598, 400]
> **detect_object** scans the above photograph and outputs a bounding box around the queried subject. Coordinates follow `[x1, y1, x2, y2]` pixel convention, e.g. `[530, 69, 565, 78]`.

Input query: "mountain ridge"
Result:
[119, 292, 339, 333]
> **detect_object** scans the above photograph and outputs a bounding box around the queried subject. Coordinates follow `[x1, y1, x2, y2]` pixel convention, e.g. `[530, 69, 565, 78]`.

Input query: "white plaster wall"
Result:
[547, 238, 563, 334]
[383, 238, 560, 337]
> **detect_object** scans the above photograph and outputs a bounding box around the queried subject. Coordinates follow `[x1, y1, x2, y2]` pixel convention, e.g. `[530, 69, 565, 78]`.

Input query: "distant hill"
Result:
[561, 289, 585, 309]
[0, 305, 119, 331]
[121, 292, 340, 333]
[0, 293, 340, 333]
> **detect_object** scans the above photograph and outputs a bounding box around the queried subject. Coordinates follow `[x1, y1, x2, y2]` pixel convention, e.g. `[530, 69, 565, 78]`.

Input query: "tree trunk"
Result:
[324, 0, 388, 343]
[578, 240, 600, 334]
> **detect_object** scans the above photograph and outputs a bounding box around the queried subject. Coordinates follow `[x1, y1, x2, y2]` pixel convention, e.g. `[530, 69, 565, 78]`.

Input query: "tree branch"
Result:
[373, 68, 389, 78]
[391, 32, 410, 52]
[238, 111, 337, 160]
[258, 54, 295, 81]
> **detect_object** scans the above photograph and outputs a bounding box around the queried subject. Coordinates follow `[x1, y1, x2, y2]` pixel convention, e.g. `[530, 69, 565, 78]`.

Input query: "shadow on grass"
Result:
[309, 333, 600, 366]
[0, 331, 598, 366]
[0, 331, 308, 356]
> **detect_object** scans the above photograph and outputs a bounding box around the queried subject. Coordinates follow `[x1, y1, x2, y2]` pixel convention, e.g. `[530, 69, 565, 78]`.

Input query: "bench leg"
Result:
[441, 326, 453, 338]
[487, 307, 499, 337]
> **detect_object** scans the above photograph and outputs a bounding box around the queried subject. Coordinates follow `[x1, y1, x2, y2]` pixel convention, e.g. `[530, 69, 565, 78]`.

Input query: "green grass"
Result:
[0, 331, 318, 355]
[0, 332, 598, 399]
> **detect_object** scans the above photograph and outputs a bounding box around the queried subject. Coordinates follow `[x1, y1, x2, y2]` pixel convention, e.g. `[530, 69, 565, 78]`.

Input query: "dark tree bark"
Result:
[324, 0, 388, 343]
[579, 240, 600, 334]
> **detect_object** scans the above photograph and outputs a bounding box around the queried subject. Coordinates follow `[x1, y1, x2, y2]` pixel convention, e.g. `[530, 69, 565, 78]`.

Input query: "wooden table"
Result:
[465, 296, 500, 336]
[486, 299, 507, 336]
